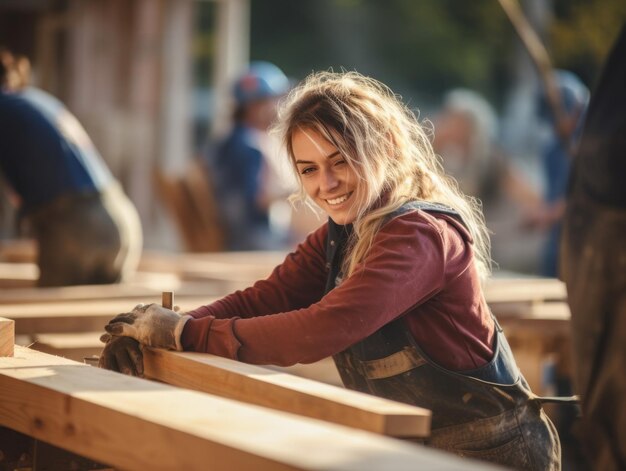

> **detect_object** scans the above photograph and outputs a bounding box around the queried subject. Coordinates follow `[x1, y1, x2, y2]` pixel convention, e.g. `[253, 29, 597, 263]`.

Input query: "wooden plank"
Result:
[0, 346, 493, 471]
[0, 317, 14, 357]
[498, 303, 572, 395]
[0, 262, 37, 288]
[491, 302, 571, 330]
[0, 238, 37, 263]
[144, 348, 431, 438]
[483, 277, 567, 304]
[0, 278, 230, 305]
[29, 331, 103, 362]
[1, 297, 217, 335]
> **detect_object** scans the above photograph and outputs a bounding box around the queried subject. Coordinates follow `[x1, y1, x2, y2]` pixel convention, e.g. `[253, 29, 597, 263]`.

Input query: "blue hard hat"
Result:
[233, 61, 289, 105]
[538, 70, 590, 120]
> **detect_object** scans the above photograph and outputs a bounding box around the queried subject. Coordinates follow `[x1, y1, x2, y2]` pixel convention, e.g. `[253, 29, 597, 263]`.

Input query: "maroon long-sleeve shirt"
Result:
[182, 209, 495, 371]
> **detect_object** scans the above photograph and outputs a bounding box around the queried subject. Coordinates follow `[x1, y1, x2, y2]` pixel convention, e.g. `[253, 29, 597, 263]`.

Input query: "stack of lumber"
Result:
[0, 246, 572, 461]
[0, 317, 506, 470]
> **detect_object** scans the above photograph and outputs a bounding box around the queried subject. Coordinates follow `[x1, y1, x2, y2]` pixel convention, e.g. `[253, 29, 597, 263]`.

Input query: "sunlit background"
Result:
[0, 0, 624, 274]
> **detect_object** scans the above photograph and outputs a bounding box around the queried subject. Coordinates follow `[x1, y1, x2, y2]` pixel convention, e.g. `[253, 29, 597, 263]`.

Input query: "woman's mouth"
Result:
[326, 192, 353, 206]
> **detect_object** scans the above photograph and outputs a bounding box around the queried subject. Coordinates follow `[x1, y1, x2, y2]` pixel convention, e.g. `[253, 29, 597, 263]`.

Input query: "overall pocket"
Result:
[427, 408, 534, 470]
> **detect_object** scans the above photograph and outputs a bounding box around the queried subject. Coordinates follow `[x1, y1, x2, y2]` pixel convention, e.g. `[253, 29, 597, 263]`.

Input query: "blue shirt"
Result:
[0, 88, 113, 212]
[209, 124, 268, 226]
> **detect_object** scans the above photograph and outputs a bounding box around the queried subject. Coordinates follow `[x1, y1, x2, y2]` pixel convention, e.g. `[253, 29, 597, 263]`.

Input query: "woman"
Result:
[102, 71, 560, 469]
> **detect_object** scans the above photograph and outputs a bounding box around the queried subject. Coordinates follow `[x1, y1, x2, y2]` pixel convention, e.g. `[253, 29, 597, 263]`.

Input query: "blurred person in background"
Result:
[433, 89, 500, 199]
[433, 89, 543, 273]
[525, 70, 589, 277]
[0, 48, 142, 286]
[562, 26, 626, 470]
[205, 61, 294, 251]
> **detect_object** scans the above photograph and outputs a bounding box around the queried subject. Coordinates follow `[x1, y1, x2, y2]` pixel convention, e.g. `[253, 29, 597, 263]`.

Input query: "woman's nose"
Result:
[320, 169, 340, 192]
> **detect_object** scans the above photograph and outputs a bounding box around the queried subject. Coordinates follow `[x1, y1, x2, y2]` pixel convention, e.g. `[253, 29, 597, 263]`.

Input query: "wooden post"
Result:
[162, 291, 174, 310]
[0, 317, 14, 357]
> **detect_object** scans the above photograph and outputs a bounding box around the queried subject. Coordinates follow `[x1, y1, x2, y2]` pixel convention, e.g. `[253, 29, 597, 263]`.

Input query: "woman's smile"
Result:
[325, 191, 353, 206]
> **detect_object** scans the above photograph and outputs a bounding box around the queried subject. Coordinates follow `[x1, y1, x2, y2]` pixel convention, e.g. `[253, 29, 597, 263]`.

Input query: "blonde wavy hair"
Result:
[273, 71, 491, 279]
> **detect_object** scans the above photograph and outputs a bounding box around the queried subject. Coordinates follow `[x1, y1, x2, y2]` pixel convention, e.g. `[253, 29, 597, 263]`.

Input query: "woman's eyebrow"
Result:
[295, 151, 341, 165]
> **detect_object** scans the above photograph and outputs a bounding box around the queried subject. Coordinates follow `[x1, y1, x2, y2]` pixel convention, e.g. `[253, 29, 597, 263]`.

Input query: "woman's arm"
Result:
[182, 212, 449, 366]
[186, 223, 329, 321]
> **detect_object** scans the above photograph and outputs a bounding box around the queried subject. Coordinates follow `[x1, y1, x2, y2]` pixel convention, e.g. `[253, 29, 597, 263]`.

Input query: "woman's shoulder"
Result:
[381, 202, 473, 245]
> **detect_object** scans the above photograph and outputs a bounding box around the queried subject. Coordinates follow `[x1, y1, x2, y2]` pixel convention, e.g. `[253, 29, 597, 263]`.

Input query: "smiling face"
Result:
[291, 127, 362, 225]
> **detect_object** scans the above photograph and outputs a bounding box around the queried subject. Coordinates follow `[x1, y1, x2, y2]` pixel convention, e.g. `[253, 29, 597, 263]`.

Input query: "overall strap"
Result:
[387, 201, 466, 228]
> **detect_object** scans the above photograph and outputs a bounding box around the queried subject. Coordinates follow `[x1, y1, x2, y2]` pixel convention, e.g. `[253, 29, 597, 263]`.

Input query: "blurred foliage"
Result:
[550, 0, 626, 87]
[249, 0, 515, 106]
[194, 1, 623, 109]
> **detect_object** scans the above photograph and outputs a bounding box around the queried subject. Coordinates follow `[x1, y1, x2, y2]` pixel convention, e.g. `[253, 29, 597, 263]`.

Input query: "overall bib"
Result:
[325, 202, 561, 470]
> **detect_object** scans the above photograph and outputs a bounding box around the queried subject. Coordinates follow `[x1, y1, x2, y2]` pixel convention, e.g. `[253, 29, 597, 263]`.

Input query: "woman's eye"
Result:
[300, 167, 315, 175]
[333, 159, 346, 167]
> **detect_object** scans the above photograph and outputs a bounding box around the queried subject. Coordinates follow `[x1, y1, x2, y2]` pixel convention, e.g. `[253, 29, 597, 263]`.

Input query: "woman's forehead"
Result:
[292, 127, 338, 157]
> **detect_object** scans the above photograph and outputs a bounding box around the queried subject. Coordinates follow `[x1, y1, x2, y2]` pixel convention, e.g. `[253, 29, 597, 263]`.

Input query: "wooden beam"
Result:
[498, 302, 570, 328]
[28, 331, 103, 362]
[0, 346, 489, 471]
[143, 348, 431, 438]
[0, 317, 14, 357]
[0, 262, 37, 288]
[483, 278, 566, 304]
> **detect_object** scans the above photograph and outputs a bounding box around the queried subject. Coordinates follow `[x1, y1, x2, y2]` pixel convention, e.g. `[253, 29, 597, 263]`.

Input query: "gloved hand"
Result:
[104, 303, 191, 351]
[98, 333, 144, 377]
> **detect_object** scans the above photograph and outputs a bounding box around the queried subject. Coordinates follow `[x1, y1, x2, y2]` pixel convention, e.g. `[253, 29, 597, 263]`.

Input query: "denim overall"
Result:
[325, 202, 561, 470]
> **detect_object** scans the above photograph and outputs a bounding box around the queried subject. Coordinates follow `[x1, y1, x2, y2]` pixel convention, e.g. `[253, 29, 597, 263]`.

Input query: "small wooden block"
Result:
[0, 317, 15, 357]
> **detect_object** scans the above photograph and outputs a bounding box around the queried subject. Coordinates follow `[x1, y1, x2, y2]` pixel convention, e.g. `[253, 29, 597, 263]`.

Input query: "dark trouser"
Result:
[562, 194, 626, 470]
[27, 183, 142, 287]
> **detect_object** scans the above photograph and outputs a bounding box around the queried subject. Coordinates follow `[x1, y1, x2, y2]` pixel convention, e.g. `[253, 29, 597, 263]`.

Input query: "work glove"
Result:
[98, 333, 144, 377]
[104, 303, 191, 351]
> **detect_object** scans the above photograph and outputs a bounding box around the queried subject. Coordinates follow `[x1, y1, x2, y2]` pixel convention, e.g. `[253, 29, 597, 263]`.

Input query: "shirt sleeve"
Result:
[181, 211, 449, 366]
[182, 224, 329, 355]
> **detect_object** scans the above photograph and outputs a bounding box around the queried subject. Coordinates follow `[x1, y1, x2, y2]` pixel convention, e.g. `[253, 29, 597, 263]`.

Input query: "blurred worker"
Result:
[433, 89, 500, 199]
[206, 61, 293, 250]
[0, 49, 142, 286]
[562, 25, 626, 470]
[525, 70, 589, 276]
[433, 89, 543, 273]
